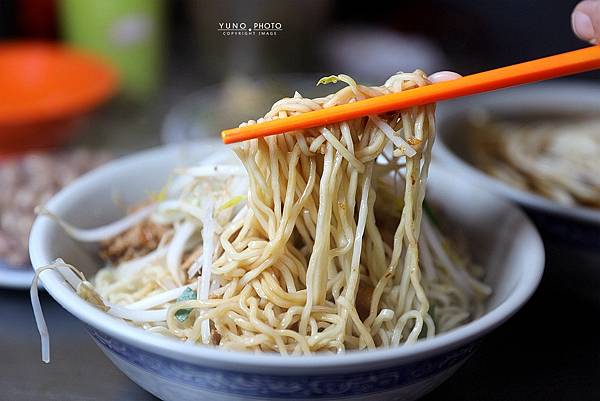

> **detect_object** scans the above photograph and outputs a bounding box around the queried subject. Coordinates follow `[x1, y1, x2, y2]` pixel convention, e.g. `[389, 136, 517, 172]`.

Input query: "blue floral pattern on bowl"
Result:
[88, 327, 478, 399]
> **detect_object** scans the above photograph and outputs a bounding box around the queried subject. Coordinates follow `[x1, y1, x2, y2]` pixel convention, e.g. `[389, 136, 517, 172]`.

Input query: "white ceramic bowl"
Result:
[30, 143, 544, 401]
[436, 81, 600, 300]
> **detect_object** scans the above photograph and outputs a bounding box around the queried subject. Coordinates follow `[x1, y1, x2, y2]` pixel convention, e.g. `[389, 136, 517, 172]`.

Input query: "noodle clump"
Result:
[34, 71, 490, 358]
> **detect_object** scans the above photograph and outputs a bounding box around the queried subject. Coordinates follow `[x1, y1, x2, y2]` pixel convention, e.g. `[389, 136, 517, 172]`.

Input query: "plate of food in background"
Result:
[435, 81, 600, 301]
[0, 149, 110, 288]
[0, 42, 117, 288]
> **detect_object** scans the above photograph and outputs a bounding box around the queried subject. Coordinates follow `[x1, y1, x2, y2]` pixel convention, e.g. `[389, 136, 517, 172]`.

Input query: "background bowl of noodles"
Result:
[436, 82, 600, 303]
[29, 141, 543, 401]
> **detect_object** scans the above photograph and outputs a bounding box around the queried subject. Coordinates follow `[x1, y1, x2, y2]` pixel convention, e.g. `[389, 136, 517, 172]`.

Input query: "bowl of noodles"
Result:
[30, 73, 543, 401]
[436, 81, 600, 301]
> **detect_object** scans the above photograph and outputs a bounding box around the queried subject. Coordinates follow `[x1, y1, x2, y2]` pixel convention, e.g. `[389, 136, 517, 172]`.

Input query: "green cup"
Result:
[60, 0, 166, 100]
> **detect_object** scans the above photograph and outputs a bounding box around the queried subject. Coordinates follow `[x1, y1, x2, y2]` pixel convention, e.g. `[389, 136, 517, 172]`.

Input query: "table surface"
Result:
[2, 244, 599, 401]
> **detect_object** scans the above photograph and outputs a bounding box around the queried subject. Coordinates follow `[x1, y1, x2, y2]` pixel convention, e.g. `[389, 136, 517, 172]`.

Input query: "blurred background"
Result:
[1, 0, 595, 272]
[0, 0, 594, 153]
[0, 0, 598, 267]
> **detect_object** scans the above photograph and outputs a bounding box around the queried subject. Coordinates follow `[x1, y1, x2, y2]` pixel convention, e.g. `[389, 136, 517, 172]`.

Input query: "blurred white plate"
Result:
[0, 261, 33, 289]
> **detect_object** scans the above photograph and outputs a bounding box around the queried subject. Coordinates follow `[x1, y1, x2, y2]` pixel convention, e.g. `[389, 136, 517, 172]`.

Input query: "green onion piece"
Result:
[316, 74, 357, 88]
[316, 75, 340, 86]
[175, 287, 197, 322]
[151, 175, 172, 203]
[219, 195, 246, 211]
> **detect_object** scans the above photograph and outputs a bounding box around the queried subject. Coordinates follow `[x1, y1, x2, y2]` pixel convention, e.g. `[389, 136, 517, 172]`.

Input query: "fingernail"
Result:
[572, 10, 596, 42]
[429, 71, 461, 83]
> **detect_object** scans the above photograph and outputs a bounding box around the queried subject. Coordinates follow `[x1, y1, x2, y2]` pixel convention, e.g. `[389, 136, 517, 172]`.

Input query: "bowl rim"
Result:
[435, 80, 600, 225]
[29, 143, 544, 372]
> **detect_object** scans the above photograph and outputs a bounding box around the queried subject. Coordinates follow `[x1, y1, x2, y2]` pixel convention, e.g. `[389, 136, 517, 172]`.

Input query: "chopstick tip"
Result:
[221, 130, 232, 145]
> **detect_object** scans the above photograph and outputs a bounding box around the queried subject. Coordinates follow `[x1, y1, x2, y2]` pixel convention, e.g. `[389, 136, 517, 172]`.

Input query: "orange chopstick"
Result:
[221, 45, 600, 145]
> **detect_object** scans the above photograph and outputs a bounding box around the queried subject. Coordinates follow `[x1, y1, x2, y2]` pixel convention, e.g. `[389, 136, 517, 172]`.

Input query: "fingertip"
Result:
[572, 10, 596, 42]
[573, 0, 600, 44]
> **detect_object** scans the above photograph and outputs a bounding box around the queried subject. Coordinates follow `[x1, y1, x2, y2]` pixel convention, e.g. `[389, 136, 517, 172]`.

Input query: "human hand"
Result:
[572, 0, 600, 44]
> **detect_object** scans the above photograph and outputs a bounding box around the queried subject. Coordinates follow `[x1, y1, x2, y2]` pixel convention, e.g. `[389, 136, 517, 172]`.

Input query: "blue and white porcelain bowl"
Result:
[29, 143, 544, 401]
[436, 82, 600, 302]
